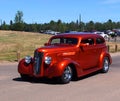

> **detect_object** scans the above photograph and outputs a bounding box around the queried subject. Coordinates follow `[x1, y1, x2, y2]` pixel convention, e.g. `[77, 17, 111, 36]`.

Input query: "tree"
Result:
[104, 19, 113, 30]
[68, 21, 77, 31]
[95, 22, 104, 31]
[14, 11, 23, 23]
[13, 11, 24, 31]
[49, 20, 56, 31]
[1, 21, 9, 30]
[85, 21, 95, 31]
[79, 21, 85, 31]
[31, 23, 38, 32]
[9, 20, 13, 30]
[57, 19, 64, 32]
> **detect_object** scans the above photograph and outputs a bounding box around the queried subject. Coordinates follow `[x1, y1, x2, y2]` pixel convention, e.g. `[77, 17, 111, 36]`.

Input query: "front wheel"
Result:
[59, 66, 73, 84]
[101, 57, 110, 73]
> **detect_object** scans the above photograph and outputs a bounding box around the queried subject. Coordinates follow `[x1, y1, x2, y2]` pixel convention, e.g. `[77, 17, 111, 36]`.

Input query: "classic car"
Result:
[18, 32, 112, 84]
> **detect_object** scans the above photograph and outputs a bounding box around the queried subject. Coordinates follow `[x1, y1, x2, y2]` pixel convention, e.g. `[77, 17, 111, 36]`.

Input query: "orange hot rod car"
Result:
[18, 32, 112, 84]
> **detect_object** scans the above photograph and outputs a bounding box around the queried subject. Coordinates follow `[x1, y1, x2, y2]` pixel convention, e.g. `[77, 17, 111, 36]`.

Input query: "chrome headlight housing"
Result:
[45, 56, 52, 65]
[25, 56, 32, 64]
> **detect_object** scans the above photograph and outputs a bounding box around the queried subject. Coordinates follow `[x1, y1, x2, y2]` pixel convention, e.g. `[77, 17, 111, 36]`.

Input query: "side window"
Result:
[81, 38, 94, 45]
[96, 38, 105, 44]
[51, 38, 60, 44]
[66, 38, 78, 44]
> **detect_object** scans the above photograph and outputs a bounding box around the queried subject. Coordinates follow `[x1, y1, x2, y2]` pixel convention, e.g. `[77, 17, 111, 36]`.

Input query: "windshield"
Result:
[50, 37, 78, 45]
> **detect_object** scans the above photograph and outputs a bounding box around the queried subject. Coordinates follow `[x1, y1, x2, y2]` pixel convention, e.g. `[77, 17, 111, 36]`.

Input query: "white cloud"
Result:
[102, 0, 120, 4]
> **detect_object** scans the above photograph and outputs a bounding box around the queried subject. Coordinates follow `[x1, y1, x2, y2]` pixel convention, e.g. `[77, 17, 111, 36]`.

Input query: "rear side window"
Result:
[81, 38, 94, 45]
[96, 38, 105, 44]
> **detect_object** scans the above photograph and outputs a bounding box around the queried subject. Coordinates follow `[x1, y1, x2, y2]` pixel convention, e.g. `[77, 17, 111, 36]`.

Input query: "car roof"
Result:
[52, 32, 103, 39]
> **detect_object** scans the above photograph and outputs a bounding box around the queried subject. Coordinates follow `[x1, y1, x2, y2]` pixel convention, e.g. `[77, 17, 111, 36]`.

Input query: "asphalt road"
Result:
[0, 54, 120, 101]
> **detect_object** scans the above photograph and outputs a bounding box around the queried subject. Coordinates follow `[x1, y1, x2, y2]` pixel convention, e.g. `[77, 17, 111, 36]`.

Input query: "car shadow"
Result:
[13, 77, 61, 85]
[13, 71, 100, 85]
[73, 71, 100, 81]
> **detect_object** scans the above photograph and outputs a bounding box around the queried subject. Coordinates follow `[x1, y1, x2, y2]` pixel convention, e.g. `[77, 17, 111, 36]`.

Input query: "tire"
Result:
[59, 66, 73, 84]
[101, 57, 109, 73]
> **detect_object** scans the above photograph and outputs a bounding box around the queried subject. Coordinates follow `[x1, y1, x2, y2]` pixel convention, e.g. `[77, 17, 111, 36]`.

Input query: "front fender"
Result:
[46, 58, 80, 78]
[57, 58, 73, 73]
[18, 59, 33, 75]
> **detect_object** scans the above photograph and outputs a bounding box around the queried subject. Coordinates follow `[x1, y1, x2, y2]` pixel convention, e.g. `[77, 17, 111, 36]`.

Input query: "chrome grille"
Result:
[34, 51, 43, 75]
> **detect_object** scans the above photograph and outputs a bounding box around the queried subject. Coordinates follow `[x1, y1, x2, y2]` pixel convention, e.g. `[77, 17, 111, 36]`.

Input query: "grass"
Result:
[0, 30, 120, 62]
[106, 42, 120, 53]
[0, 30, 52, 62]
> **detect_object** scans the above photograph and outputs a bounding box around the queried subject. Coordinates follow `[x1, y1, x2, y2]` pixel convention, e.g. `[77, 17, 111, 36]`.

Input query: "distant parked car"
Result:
[18, 32, 112, 84]
[45, 30, 60, 35]
[107, 31, 117, 38]
[112, 29, 120, 37]
[116, 32, 120, 36]
[94, 32, 109, 39]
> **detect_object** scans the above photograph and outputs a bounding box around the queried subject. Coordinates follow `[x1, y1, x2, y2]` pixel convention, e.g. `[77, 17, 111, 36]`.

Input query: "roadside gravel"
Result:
[110, 52, 120, 56]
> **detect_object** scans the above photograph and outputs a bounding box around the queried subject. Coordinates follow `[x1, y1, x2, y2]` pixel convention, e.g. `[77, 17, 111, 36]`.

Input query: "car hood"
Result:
[36, 45, 76, 53]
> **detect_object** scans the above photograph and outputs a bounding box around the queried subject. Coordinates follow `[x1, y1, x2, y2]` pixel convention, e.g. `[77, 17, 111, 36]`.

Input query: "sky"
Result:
[1, 0, 120, 24]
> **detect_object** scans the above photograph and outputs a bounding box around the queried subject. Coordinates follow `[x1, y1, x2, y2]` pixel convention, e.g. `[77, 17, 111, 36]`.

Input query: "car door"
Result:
[95, 37, 106, 62]
[78, 37, 98, 70]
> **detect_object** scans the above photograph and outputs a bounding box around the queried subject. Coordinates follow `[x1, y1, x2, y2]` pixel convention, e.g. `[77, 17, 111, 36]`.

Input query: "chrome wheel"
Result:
[102, 57, 109, 73]
[60, 66, 72, 84]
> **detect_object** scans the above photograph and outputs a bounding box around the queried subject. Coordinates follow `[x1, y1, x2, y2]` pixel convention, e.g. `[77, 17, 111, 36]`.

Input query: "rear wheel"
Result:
[101, 57, 109, 73]
[59, 65, 73, 84]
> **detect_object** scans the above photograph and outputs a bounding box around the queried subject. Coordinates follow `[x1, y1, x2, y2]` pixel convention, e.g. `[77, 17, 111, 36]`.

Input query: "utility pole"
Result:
[0, 19, 2, 26]
[0, 19, 2, 29]
[79, 14, 82, 31]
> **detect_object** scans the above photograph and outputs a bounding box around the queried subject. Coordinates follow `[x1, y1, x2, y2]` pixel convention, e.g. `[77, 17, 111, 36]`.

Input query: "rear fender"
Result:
[99, 52, 112, 69]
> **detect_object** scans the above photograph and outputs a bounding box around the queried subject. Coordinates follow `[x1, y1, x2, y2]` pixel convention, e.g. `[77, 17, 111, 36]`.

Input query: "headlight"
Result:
[45, 56, 52, 64]
[25, 56, 32, 64]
